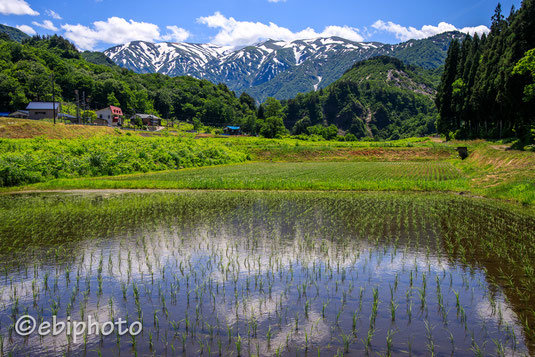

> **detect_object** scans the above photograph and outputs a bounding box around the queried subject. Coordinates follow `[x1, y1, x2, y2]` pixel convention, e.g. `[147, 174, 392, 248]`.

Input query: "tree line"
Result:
[435, 0, 535, 147]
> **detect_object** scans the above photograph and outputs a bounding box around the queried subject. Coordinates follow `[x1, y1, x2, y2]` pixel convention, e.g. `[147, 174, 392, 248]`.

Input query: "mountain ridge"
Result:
[0, 24, 30, 43]
[104, 32, 464, 102]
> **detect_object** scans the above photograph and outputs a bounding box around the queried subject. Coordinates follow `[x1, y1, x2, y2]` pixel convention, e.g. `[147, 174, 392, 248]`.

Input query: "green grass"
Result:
[28, 161, 469, 191]
[1, 131, 532, 207]
[452, 146, 535, 205]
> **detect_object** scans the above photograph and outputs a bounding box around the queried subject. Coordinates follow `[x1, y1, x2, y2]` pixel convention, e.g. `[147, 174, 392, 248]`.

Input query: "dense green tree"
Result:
[435, 39, 460, 140]
[257, 105, 265, 120]
[260, 116, 287, 138]
[0, 73, 27, 111]
[512, 48, 535, 101]
[280, 56, 438, 140]
[107, 92, 120, 107]
[292, 116, 312, 135]
[263, 97, 283, 118]
[153, 88, 173, 119]
[436, 0, 535, 145]
[349, 118, 368, 138]
[239, 92, 256, 111]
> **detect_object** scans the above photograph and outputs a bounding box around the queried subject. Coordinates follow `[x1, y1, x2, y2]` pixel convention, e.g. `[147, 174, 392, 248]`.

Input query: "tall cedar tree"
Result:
[436, 0, 535, 144]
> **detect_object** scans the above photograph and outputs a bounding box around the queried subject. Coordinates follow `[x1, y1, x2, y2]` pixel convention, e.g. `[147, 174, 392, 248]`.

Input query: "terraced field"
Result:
[30, 161, 468, 191]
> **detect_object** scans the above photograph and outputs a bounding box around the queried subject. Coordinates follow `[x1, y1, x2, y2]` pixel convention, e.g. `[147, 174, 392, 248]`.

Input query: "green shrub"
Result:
[0, 136, 248, 187]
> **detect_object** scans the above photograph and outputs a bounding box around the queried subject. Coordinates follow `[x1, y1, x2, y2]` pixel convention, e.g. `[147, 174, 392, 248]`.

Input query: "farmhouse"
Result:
[132, 113, 162, 126]
[26, 102, 61, 120]
[95, 106, 123, 126]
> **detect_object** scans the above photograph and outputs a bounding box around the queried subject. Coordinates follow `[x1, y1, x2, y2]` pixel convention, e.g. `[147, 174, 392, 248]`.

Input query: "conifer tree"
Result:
[436, 40, 460, 140]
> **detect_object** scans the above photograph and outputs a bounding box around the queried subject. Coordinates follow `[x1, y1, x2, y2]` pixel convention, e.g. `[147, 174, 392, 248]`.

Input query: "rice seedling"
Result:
[0, 191, 533, 355]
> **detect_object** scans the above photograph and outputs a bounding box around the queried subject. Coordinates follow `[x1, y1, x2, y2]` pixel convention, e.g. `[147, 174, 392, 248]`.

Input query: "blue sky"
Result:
[0, 0, 522, 50]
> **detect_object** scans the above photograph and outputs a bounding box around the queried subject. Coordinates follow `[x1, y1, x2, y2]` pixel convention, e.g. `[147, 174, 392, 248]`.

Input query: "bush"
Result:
[0, 136, 249, 187]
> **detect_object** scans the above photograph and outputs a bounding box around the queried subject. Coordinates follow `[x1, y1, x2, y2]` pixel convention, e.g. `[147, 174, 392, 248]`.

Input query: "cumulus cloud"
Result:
[61, 18, 190, 50]
[197, 12, 363, 47]
[61, 17, 173, 50]
[45, 9, 62, 20]
[372, 20, 490, 41]
[0, 0, 39, 16]
[161, 25, 191, 42]
[32, 20, 58, 31]
[16, 24, 36, 35]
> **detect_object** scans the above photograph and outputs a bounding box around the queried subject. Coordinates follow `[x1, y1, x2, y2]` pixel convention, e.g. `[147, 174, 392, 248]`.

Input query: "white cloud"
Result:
[197, 12, 363, 47]
[32, 20, 58, 31]
[161, 25, 191, 42]
[45, 9, 62, 20]
[372, 20, 490, 42]
[458, 25, 491, 36]
[16, 24, 36, 35]
[61, 17, 164, 50]
[0, 0, 39, 16]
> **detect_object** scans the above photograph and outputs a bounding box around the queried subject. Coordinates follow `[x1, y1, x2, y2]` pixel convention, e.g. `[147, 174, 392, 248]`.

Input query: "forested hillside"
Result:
[0, 24, 30, 43]
[436, 0, 535, 146]
[0, 34, 254, 123]
[280, 56, 439, 140]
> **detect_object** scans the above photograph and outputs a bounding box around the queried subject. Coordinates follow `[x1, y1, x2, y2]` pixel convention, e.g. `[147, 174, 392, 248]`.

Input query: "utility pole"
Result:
[75, 89, 81, 124]
[50, 72, 56, 125]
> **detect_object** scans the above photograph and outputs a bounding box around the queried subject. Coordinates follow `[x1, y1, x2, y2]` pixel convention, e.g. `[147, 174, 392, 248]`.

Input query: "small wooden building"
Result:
[26, 102, 61, 120]
[224, 126, 241, 135]
[132, 114, 162, 126]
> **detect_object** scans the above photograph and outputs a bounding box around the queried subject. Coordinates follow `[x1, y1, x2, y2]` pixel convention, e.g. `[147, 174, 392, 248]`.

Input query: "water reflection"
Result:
[0, 192, 533, 356]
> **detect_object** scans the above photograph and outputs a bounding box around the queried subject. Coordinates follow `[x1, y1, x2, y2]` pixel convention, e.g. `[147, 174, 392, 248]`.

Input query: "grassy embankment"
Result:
[1, 118, 533, 206]
[0, 117, 119, 138]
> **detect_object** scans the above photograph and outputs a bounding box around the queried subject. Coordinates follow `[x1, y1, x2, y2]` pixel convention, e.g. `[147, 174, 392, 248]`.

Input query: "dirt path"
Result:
[490, 144, 510, 151]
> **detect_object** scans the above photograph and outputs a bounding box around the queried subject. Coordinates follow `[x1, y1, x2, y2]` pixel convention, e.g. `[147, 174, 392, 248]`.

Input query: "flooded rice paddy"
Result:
[0, 191, 534, 356]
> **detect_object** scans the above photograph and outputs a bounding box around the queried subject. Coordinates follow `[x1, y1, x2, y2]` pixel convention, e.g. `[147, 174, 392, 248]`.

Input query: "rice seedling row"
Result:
[34, 161, 469, 191]
[0, 192, 533, 356]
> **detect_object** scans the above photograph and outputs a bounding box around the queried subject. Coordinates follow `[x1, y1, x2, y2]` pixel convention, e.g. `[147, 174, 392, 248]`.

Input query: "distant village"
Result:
[2, 101, 243, 135]
[4, 102, 163, 129]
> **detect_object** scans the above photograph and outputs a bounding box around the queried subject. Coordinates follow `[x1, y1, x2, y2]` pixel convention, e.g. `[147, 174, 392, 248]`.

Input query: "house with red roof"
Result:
[95, 106, 123, 126]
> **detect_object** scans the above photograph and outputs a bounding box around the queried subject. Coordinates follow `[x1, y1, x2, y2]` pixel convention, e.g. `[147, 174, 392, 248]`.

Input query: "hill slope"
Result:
[283, 56, 439, 140]
[0, 24, 30, 42]
[81, 51, 117, 67]
[0, 117, 119, 139]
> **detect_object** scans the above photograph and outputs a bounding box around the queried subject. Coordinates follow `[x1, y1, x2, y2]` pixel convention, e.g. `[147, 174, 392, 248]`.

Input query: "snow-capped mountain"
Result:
[104, 32, 463, 101]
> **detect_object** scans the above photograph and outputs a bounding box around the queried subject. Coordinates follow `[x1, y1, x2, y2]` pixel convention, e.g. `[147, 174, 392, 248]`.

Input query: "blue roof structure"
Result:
[226, 126, 241, 130]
